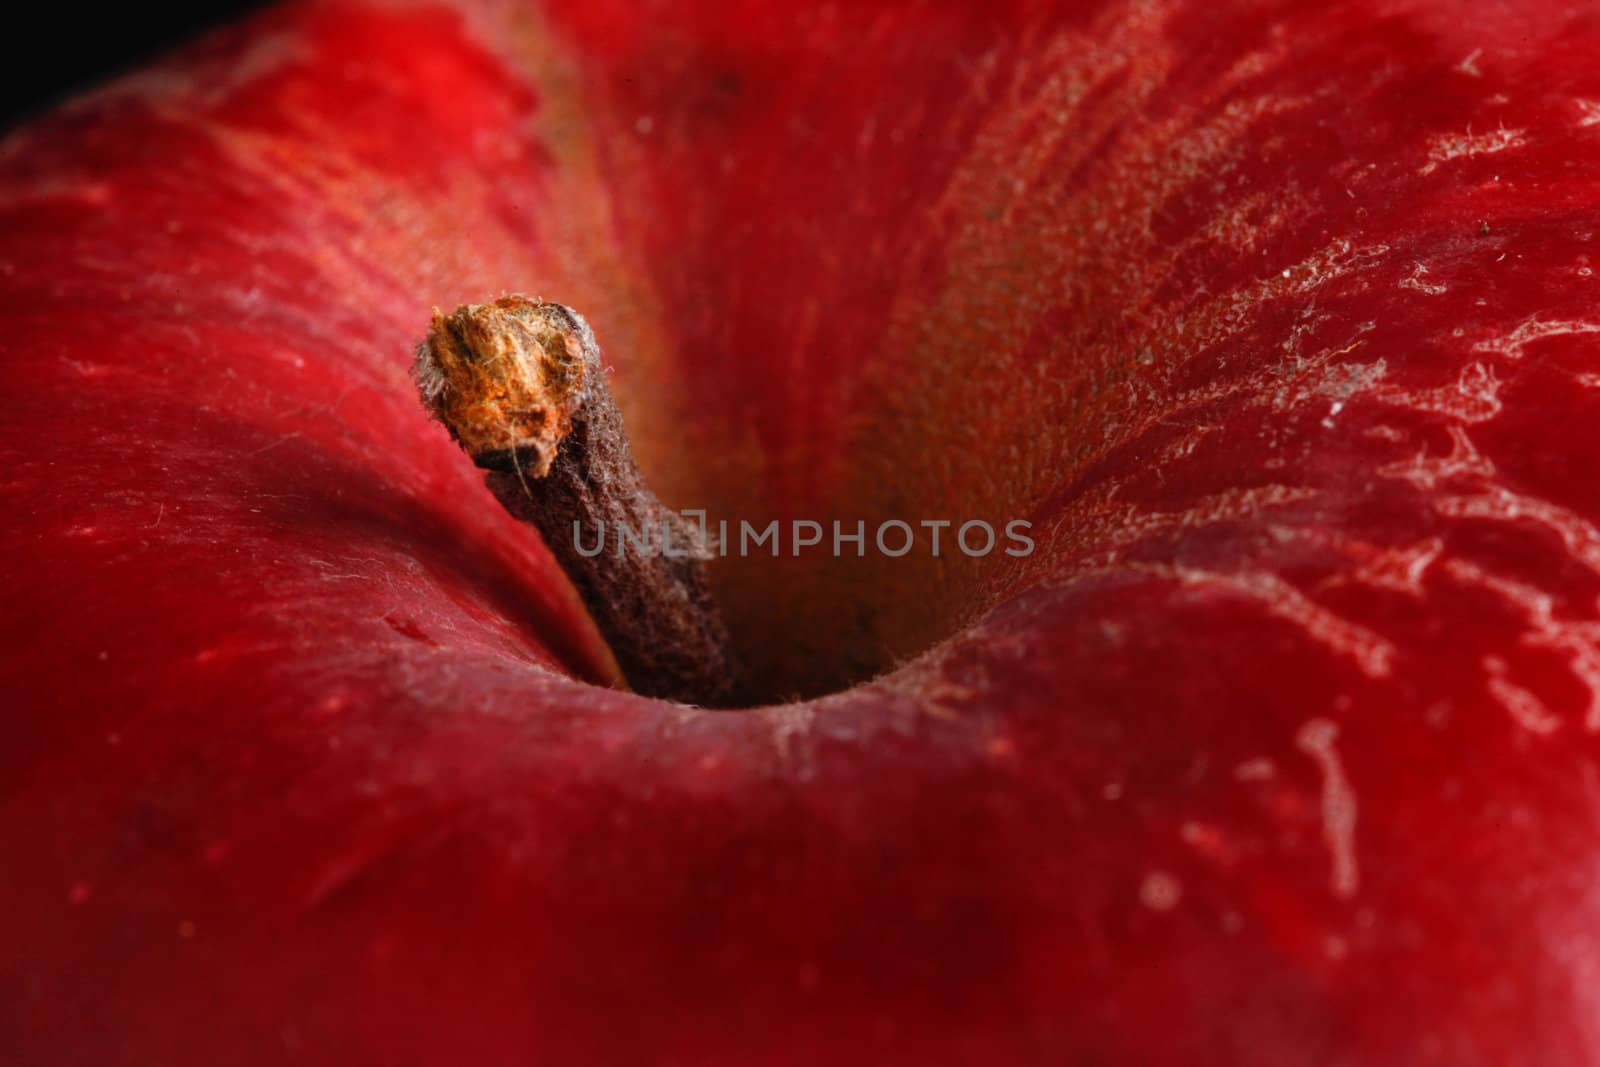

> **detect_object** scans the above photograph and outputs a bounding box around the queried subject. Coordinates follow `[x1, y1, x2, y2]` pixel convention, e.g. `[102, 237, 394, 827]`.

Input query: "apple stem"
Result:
[413, 296, 734, 705]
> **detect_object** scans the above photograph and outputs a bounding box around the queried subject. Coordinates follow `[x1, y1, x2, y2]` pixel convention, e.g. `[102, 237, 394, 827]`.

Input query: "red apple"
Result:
[5, 0, 1600, 1062]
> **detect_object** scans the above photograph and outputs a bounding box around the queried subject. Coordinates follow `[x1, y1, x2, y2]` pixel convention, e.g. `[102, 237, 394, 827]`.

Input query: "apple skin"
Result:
[5, 0, 1600, 1063]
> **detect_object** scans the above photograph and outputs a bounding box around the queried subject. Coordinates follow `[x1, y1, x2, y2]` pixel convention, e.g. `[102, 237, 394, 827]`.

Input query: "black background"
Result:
[3, 2, 265, 131]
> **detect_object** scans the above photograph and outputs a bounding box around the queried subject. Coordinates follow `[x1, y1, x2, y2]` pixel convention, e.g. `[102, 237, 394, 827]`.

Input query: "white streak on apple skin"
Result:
[1446, 558, 1600, 733]
[1296, 718, 1361, 901]
[1174, 568, 1397, 679]
[1379, 423, 1498, 491]
[1437, 488, 1600, 575]
[1066, 303, 1387, 454]
[1379, 416, 1600, 734]
[1472, 316, 1600, 360]
[1321, 538, 1444, 599]
[764, 704, 816, 775]
[1233, 758, 1277, 782]
[1482, 656, 1564, 735]
[1418, 126, 1526, 175]
[1146, 424, 1218, 468]
[1398, 262, 1449, 295]
[1372, 361, 1502, 423]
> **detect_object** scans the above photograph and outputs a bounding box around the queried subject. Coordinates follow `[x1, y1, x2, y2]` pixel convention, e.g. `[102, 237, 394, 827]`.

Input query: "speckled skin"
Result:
[4, 0, 1600, 1063]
